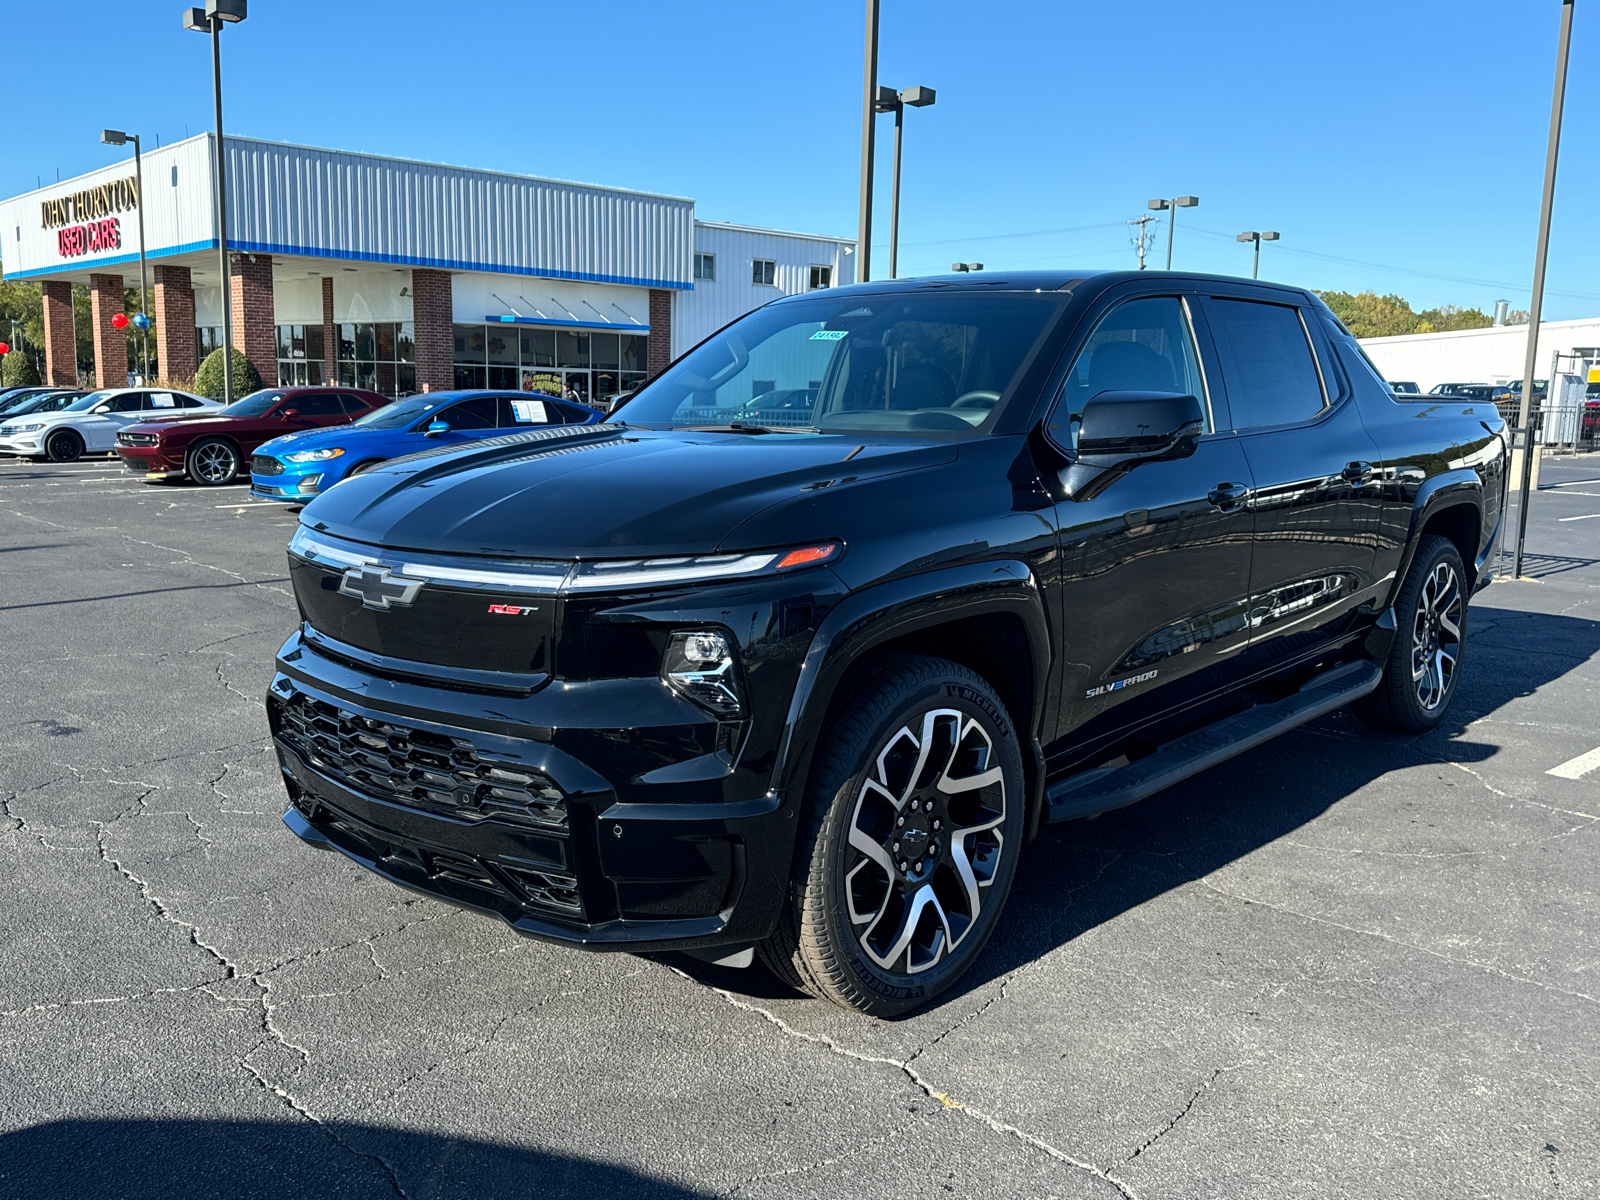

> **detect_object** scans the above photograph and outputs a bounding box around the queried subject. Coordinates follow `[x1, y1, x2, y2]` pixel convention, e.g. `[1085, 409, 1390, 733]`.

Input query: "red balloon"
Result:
[0, 343, 9, 355]
[111, 312, 129, 330]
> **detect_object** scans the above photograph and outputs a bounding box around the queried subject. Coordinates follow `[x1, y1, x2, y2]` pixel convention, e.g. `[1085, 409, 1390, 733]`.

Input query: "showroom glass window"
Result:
[275, 324, 326, 387]
[453, 322, 649, 408]
[337, 322, 415, 397]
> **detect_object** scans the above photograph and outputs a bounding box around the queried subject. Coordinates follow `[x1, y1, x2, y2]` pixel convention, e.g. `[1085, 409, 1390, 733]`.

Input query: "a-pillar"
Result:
[229, 252, 277, 386]
[412, 268, 453, 392]
[89, 273, 126, 389]
[153, 264, 197, 382]
[648, 289, 674, 377]
[41, 281, 77, 386]
[321, 276, 337, 385]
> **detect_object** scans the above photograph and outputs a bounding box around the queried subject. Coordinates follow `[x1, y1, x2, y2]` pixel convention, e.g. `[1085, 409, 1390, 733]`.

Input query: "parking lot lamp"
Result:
[1236, 230, 1279, 279]
[1148, 196, 1199, 269]
[99, 130, 149, 382]
[182, 0, 247, 402]
[876, 85, 936, 279]
[1512, 0, 1574, 581]
[857, 0, 879, 283]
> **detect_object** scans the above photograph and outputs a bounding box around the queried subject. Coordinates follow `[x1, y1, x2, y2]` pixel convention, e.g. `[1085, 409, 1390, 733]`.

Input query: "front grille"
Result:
[273, 693, 568, 830]
[252, 484, 287, 497]
[123, 458, 150, 473]
[118, 432, 158, 447]
[251, 454, 284, 476]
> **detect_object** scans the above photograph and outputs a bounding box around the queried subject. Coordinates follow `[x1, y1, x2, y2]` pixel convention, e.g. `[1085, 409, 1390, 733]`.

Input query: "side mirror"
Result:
[424, 419, 450, 438]
[89, 404, 112, 414]
[1076, 391, 1205, 462]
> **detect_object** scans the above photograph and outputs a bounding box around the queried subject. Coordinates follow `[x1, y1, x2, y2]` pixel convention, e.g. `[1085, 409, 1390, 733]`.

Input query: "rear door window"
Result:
[148, 391, 178, 410]
[1206, 299, 1326, 429]
[498, 396, 553, 427]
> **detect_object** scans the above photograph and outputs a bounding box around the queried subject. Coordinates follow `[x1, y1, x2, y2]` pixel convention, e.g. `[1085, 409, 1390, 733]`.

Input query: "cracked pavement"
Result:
[2, 454, 1598, 1199]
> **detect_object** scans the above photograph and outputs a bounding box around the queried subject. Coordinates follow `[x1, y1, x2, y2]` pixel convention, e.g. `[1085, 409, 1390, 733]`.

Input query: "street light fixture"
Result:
[1147, 195, 1199, 269]
[875, 84, 937, 279]
[1235, 229, 1279, 279]
[950, 263, 983, 272]
[182, 0, 247, 402]
[100, 129, 150, 383]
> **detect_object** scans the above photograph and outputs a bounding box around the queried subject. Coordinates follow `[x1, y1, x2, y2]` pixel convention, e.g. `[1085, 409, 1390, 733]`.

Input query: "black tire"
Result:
[758, 653, 1025, 1017]
[187, 437, 241, 486]
[1356, 534, 1468, 733]
[45, 429, 84, 463]
[348, 458, 386, 476]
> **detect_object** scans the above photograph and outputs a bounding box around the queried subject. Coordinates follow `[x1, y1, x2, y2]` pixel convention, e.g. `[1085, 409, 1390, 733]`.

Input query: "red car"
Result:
[115, 386, 391, 486]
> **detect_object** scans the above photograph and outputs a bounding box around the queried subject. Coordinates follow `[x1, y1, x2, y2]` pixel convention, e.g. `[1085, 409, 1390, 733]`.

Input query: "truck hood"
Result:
[298, 425, 958, 559]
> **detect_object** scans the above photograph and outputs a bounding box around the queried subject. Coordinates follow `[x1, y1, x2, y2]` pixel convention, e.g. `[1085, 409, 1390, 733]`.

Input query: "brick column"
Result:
[411, 268, 453, 393]
[321, 276, 337, 385]
[153, 264, 197, 383]
[228, 252, 276, 387]
[647, 289, 674, 377]
[41, 280, 77, 386]
[89, 273, 126, 389]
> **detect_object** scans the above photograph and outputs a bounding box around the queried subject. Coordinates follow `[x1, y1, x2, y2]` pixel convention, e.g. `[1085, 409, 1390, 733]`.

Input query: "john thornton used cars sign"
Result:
[40, 177, 139, 259]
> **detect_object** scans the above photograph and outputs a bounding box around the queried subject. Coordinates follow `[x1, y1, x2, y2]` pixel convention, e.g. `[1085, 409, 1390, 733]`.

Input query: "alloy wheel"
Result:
[844, 708, 1006, 975]
[192, 442, 237, 484]
[1411, 561, 1462, 711]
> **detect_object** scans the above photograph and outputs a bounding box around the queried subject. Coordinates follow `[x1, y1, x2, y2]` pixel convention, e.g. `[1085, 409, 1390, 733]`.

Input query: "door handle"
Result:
[1207, 481, 1249, 510]
[1341, 460, 1375, 484]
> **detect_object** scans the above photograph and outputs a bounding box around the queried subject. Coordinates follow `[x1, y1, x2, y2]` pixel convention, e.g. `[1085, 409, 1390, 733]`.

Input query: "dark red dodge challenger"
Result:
[116, 386, 391, 486]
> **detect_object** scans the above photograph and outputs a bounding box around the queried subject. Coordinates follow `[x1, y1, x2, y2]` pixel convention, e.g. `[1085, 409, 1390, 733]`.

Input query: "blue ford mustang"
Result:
[249, 390, 601, 503]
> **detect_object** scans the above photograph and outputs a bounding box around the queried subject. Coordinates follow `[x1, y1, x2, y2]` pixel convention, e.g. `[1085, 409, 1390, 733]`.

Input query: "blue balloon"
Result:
[131, 312, 151, 330]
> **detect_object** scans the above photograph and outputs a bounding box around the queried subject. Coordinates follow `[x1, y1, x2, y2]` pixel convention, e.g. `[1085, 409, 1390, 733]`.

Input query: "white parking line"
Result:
[1549, 746, 1600, 780]
[1557, 513, 1600, 522]
[1548, 478, 1600, 488]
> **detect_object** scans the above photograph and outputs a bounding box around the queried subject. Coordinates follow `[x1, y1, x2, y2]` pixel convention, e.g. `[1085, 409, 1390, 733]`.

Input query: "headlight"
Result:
[5, 423, 44, 434]
[662, 630, 744, 716]
[283, 447, 344, 463]
[566, 543, 840, 591]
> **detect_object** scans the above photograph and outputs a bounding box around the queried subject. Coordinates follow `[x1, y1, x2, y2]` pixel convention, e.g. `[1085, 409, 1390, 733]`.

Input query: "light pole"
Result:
[100, 129, 149, 382]
[182, 0, 247, 402]
[875, 85, 936, 279]
[857, 0, 880, 283]
[1512, 0, 1575, 581]
[1236, 230, 1279, 279]
[1147, 196, 1199, 269]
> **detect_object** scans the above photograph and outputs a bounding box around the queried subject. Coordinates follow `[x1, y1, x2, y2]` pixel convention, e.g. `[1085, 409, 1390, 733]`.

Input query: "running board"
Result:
[1044, 659, 1383, 823]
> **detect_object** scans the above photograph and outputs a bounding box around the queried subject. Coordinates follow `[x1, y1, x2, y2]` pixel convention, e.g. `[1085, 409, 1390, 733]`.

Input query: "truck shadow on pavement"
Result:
[0, 1117, 714, 1200]
[675, 603, 1600, 1014]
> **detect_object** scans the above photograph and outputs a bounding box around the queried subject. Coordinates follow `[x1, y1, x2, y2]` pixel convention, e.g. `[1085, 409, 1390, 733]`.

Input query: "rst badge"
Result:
[487, 604, 538, 615]
[338, 564, 424, 611]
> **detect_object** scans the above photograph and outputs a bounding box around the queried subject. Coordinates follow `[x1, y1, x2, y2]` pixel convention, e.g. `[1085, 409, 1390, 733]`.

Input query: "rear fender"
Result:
[1385, 468, 1482, 608]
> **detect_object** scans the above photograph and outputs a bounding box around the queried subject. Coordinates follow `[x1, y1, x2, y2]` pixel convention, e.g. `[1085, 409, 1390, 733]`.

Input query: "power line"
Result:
[900, 221, 1125, 248]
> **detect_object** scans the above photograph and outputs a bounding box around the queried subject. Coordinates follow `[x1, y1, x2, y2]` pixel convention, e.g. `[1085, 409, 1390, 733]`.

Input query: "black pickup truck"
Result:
[269, 270, 1508, 1016]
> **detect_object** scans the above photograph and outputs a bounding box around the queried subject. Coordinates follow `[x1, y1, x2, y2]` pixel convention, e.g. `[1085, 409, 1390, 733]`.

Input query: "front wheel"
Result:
[188, 438, 241, 486]
[45, 429, 84, 463]
[1356, 534, 1468, 732]
[759, 654, 1024, 1017]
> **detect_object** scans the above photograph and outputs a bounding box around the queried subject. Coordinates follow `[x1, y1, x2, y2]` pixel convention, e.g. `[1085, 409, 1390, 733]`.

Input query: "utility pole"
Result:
[857, 0, 880, 283]
[1128, 214, 1157, 270]
[1512, 0, 1575, 581]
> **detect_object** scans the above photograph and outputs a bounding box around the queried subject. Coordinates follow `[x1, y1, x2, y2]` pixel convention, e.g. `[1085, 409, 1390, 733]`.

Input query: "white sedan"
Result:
[0, 387, 219, 462]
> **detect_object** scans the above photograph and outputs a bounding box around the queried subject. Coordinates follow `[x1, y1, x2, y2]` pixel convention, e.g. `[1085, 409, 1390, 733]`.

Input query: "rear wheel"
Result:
[188, 438, 241, 486]
[45, 429, 84, 463]
[759, 654, 1024, 1017]
[1356, 534, 1468, 732]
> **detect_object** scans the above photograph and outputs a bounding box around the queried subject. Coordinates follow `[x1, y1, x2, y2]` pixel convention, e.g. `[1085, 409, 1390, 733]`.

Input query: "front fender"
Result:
[769, 559, 1051, 833]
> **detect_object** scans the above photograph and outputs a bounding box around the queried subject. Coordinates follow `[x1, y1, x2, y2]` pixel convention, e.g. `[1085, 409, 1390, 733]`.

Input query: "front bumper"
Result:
[115, 446, 186, 479]
[250, 471, 323, 502]
[269, 629, 797, 953]
[0, 436, 43, 455]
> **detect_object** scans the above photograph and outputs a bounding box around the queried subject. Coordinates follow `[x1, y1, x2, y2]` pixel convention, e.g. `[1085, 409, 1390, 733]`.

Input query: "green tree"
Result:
[3, 349, 40, 386]
[193, 347, 262, 400]
[0, 278, 47, 379]
[1316, 291, 1425, 338]
[1416, 304, 1494, 333]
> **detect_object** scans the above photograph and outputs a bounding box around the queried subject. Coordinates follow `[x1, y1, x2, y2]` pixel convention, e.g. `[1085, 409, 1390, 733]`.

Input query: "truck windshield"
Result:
[613, 292, 1062, 436]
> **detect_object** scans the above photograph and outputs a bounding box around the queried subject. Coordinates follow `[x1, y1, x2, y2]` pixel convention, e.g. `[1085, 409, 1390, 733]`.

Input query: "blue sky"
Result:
[8, 1, 1600, 317]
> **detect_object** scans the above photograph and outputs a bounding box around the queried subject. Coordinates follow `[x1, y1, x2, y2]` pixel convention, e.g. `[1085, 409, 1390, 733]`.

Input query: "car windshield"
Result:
[612, 292, 1063, 436]
[64, 390, 116, 412]
[0, 391, 48, 415]
[218, 391, 286, 417]
[352, 394, 447, 429]
[4, 393, 70, 416]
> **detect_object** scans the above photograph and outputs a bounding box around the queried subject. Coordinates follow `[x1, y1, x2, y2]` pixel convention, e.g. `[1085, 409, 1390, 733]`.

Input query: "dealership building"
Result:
[0, 135, 854, 404]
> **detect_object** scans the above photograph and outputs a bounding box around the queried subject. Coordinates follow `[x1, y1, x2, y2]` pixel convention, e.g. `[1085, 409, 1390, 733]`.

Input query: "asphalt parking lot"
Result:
[2, 452, 1597, 1200]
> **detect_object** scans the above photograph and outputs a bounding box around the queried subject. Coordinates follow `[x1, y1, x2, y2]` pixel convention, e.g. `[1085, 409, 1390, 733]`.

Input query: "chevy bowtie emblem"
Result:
[338, 564, 425, 611]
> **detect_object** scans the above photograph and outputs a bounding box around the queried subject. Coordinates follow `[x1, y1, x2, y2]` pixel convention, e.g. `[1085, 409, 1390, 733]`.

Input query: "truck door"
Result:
[1197, 293, 1385, 674]
[1043, 293, 1256, 767]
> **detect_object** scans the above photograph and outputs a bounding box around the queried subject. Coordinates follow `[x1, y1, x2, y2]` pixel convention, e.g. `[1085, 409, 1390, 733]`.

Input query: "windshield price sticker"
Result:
[809, 329, 848, 341]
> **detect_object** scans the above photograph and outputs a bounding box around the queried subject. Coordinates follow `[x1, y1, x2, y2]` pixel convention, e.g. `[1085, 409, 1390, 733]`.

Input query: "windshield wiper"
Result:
[680, 422, 818, 435]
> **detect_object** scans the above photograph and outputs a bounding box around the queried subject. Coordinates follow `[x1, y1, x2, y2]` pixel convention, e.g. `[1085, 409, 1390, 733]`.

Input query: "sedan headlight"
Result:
[3, 423, 45, 434]
[662, 630, 744, 716]
[283, 447, 344, 463]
